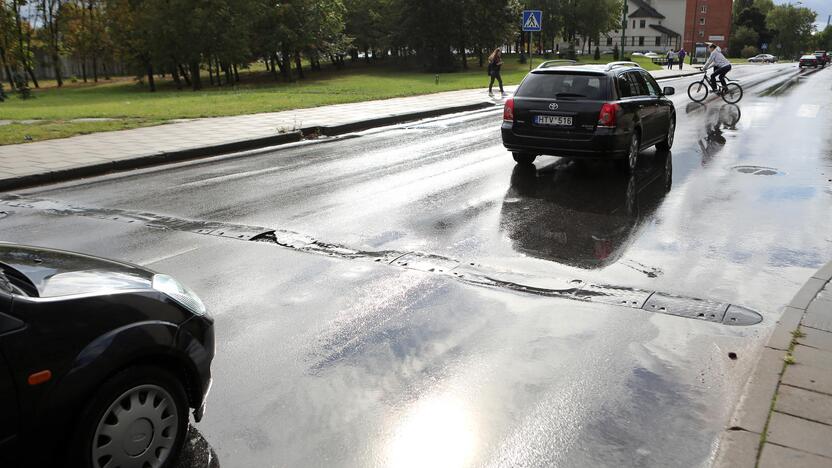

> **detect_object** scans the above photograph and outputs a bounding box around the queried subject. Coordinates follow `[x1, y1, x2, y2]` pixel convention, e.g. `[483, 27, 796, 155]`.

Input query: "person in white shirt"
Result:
[703, 43, 731, 94]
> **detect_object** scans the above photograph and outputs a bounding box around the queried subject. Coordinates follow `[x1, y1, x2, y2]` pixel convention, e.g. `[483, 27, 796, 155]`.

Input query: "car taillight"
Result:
[503, 98, 514, 122]
[598, 103, 620, 127]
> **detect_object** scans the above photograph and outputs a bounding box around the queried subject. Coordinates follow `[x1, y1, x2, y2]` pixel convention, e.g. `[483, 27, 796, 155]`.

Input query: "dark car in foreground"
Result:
[0, 243, 214, 468]
[501, 61, 676, 173]
[799, 54, 819, 68]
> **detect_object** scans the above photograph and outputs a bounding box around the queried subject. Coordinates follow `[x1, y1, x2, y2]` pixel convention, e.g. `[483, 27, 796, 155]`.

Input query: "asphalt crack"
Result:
[0, 194, 763, 326]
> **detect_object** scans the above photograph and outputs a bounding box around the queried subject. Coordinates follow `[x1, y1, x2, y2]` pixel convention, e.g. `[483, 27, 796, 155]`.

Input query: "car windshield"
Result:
[517, 73, 607, 100]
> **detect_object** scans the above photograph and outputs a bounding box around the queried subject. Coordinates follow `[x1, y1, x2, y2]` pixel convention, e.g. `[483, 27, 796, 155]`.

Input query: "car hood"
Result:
[0, 243, 154, 298]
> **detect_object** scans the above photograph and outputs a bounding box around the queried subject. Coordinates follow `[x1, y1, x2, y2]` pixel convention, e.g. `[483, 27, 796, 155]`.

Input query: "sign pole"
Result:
[529, 31, 533, 71]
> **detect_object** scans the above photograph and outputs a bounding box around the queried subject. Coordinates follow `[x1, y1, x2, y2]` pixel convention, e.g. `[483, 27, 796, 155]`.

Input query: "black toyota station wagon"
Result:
[501, 61, 676, 172]
[0, 243, 214, 468]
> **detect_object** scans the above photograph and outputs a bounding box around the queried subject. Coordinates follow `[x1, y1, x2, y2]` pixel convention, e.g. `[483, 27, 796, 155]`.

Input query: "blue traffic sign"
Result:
[522, 10, 542, 32]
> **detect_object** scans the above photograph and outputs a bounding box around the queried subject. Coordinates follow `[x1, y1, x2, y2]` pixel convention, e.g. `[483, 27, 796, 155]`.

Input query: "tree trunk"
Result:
[215, 58, 222, 86]
[208, 61, 214, 85]
[269, 55, 279, 80]
[233, 64, 239, 82]
[92, 55, 98, 82]
[171, 64, 182, 90]
[224, 63, 232, 85]
[281, 50, 291, 81]
[460, 43, 468, 69]
[146, 62, 156, 92]
[364, 47, 370, 64]
[189, 62, 201, 90]
[81, 57, 88, 82]
[294, 52, 304, 79]
[178, 64, 191, 86]
[26, 66, 38, 88]
[0, 48, 13, 88]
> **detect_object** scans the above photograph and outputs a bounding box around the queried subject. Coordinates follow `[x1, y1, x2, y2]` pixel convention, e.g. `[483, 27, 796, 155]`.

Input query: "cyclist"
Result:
[703, 43, 731, 95]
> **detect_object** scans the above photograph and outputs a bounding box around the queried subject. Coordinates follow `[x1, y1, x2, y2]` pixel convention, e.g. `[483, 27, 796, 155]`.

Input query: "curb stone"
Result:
[714, 260, 832, 467]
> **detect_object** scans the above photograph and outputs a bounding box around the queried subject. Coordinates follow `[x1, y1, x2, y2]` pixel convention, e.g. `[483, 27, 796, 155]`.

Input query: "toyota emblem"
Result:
[549, 103, 559, 110]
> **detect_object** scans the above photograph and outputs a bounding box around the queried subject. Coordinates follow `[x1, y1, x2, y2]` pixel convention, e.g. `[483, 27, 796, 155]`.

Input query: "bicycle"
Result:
[687, 68, 743, 104]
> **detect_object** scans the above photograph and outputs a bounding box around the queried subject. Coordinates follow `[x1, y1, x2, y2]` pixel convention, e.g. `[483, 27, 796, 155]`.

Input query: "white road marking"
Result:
[797, 104, 819, 118]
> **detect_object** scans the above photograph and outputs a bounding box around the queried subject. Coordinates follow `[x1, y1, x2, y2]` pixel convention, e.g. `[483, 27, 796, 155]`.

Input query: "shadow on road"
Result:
[500, 151, 672, 269]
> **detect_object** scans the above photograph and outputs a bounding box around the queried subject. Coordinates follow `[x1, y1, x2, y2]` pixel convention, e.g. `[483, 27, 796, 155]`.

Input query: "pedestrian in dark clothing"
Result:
[487, 48, 505, 97]
[667, 49, 675, 70]
[678, 49, 686, 70]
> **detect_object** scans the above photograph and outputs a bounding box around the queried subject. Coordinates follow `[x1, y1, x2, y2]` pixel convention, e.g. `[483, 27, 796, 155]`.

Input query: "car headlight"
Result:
[152, 274, 207, 316]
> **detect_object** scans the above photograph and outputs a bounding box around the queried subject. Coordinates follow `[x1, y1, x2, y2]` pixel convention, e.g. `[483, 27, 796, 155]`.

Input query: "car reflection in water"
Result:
[685, 102, 741, 165]
[500, 152, 672, 269]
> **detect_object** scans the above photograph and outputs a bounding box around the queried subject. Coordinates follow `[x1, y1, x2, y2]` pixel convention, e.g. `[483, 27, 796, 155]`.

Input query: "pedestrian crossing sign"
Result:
[522, 10, 542, 32]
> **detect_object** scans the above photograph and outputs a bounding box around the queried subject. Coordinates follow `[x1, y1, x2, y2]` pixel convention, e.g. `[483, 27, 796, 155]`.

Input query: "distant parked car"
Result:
[748, 54, 776, 63]
[631, 52, 644, 56]
[501, 61, 676, 173]
[799, 54, 819, 68]
[0, 243, 214, 468]
[813, 51, 829, 66]
[643, 52, 659, 58]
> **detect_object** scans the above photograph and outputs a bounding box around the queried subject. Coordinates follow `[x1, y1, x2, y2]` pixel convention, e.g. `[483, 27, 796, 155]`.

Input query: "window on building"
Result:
[700, 5, 707, 13]
[633, 20, 636, 29]
[655, 37, 661, 46]
[698, 30, 704, 37]
[638, 36, 645, 46]
[699, 17, 705, 25]
[607, 37, 613, 46]
[632, 37, 636, 46]
[640, 20, 646, 28]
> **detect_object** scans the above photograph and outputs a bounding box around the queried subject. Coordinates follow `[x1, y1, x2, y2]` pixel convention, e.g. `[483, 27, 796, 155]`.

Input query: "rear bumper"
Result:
[501, 122, 630, 158]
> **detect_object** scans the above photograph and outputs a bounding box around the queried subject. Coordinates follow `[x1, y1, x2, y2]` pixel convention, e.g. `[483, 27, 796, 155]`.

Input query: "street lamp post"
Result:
[620, 1, 628, 58]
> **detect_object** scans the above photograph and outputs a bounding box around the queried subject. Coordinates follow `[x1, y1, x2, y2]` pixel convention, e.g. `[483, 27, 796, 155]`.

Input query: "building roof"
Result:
[629, 0, 665, 19]
[650, 24, 680, 36]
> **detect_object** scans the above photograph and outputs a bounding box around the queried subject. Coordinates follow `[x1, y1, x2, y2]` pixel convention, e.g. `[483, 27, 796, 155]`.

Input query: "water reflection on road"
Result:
[500, 152, 672, 269]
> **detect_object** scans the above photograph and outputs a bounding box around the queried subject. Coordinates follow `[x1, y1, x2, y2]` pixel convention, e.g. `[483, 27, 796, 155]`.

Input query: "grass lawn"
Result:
[0, 53, 660, 145]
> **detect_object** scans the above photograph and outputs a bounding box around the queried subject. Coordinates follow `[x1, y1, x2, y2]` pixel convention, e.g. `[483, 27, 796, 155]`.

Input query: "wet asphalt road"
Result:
[2, 64, 832, 467]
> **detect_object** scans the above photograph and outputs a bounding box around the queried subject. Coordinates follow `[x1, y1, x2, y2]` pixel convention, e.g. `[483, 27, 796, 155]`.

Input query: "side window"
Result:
[627, 72, 651, 97]
[639, 71, 660, 96]
[618, 74, 634, 98]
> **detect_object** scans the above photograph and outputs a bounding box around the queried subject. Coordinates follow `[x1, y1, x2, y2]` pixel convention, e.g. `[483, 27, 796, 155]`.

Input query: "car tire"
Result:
[656, 116, 675, 151]
[512, 152, 536, 165]
[73, 365, 189, 468]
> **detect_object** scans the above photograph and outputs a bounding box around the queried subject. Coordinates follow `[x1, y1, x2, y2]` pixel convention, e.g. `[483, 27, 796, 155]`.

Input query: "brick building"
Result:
[683, 0, 734, 52]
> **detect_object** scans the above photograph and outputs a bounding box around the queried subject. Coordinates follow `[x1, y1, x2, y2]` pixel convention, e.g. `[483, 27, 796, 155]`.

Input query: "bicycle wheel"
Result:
[722, 82, 743, 104]
[687, 81, 708, 102]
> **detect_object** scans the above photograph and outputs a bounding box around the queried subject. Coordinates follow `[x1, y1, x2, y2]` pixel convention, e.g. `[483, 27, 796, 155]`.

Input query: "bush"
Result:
[741, 45, 760, 58]
[613, 44, 620, 60]
[594, 46, 601, 60]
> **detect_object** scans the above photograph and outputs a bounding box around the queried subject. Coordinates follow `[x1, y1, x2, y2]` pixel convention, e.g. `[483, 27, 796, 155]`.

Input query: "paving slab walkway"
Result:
[715, 261, 832, 467]
[0, 67, 700, 191]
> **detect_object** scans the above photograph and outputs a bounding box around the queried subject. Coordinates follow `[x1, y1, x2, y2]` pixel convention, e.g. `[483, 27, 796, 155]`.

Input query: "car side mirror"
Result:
[662, 86, 675, 95]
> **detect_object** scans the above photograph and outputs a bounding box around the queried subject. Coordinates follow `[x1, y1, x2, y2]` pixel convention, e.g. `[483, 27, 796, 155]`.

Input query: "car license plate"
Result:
[535, 115, 572, 126]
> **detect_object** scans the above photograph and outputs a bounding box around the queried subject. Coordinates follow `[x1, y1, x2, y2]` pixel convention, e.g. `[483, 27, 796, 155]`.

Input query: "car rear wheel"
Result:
[74, 365, 189, 468]
[656, 116, 675, 151]
[512, 152, 536, 165]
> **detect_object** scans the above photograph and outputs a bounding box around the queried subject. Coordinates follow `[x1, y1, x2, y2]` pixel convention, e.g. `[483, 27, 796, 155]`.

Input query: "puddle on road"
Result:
[0, 194, 763, 326]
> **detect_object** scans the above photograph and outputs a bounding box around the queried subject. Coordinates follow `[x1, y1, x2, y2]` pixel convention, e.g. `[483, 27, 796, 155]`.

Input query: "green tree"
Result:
[729, 26, 759, 56]
[766, 4, 816, 59]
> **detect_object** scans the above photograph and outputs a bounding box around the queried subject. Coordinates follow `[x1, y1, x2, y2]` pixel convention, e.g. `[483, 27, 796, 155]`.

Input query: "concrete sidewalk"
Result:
[0, 67, 700, 191]
[715, 262, 832, 467]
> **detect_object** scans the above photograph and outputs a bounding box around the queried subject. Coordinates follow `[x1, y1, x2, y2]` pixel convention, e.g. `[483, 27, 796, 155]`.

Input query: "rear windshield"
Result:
[517, 73, 607, 100]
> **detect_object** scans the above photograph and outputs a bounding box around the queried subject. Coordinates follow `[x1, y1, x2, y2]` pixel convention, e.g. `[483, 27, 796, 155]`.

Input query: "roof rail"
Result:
[536, 59, 578, 69]
[605, 61, 641, 70]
